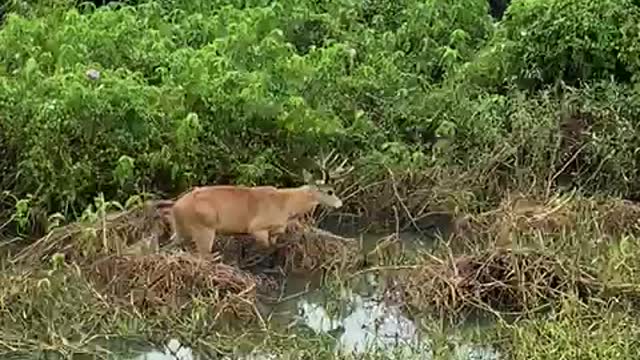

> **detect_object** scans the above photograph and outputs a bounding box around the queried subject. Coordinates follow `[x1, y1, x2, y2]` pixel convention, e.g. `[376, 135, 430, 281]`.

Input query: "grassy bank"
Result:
[3, 0, 640, 359]
[3, 193, 640, 359]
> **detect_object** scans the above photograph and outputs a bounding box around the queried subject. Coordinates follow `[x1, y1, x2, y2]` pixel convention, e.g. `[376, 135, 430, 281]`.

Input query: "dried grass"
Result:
[87, 253, 263, 317]
[11, 206, 167, 266]
[400, 248, 592, 316]
[452, 194, 575, 247]
[280, 225, 360, 273]
[334, 168, 475, 234]
[452, 193, 640, 247]
[7, 203, 358, 321]
[392, 193, 640, 318]
[592, 199, 640, 235]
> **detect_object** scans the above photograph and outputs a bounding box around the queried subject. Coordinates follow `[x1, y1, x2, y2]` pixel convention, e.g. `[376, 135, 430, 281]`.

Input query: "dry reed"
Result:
[452, 192, 640, 247]
[400, 248, 591, 316]
[397, 193, 640, 318]
[8, 202, 359, 320]
[11, 205, 167, 266]
[87, 253, 262, 319]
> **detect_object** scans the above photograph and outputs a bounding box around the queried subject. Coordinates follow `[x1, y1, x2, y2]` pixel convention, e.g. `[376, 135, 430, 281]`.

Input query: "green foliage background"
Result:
[1, 0, 640, 228]
[4, 1, 640, 358]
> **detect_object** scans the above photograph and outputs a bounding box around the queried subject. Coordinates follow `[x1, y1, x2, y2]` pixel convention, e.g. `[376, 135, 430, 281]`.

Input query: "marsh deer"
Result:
[152, 155, 353, 255]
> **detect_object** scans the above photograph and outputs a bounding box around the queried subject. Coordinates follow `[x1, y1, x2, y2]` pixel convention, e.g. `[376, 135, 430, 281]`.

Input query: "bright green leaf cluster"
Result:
[0, 0, 491, 215]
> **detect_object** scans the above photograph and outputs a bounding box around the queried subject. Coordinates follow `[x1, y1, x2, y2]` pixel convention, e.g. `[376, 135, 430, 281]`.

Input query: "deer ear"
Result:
[302, 169, 313, 183]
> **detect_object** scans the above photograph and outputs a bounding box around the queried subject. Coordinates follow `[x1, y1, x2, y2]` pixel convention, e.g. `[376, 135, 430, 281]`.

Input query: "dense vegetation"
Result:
[3, 0, 640, 358]
[2, 0, 639, 232]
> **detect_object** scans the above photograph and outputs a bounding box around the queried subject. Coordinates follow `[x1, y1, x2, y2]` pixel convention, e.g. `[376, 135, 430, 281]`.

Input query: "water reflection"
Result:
[297, 294, 422, 355]
[134, 339, 193, 360]
[136, 292, 501, 360]
[133, 341, 277, 360]
[298, 294, 499, 359]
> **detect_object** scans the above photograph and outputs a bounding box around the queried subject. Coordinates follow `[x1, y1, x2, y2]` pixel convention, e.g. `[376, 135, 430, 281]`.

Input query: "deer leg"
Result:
[166, 231, 189, 252]
[288, 217, 305, 233]
[250, 230, 271, 250]
[246, 218, 288, 268]
[191, 228, 216, 256]
[269, 224, 288, 247]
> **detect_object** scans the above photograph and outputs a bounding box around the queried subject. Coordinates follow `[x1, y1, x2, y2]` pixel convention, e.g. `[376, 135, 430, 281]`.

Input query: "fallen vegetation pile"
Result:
[453, 193, 640, 248]
[6, 203, 358, 319]
[400, 248, 591, 315]
[399, 193, 640, 318]
[10, 203, 168, 266]
[88, 253, 263, 316]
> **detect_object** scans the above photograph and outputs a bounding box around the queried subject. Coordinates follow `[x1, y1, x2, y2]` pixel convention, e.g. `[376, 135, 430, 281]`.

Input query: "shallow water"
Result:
[26, 217, 500, 360]
[128, 229, 501, 360]
[131, 279, 500, 359]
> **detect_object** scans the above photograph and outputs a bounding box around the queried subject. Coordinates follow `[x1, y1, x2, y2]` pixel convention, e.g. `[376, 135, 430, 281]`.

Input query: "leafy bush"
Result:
[2, 0, 640, 232]
[0, 0, 493, 219]
[499, 0, 640, 87]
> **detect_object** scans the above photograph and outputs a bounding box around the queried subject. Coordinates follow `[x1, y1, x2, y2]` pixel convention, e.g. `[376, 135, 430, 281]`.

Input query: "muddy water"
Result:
[131, 279, 500, 359]
[129, 225, 501, 360]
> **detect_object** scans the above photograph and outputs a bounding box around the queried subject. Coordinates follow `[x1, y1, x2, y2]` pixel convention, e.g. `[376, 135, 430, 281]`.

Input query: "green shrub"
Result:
[2, 0, 640, 233]
[0, 0, 493, 220]
[499, 0, 640, 87]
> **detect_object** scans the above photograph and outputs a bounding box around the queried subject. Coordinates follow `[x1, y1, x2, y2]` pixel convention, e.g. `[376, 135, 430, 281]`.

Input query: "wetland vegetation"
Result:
[2, 0, 640, 358]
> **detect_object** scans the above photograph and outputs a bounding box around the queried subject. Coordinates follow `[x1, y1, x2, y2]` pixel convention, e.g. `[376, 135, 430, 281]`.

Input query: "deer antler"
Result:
[328, 156, 354, 180]
[316, 149, 334, 184]
[314, 149, 354, 184]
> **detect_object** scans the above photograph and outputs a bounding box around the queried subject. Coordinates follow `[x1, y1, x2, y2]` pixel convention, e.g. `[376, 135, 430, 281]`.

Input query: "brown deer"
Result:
[152, 152, 353, 255]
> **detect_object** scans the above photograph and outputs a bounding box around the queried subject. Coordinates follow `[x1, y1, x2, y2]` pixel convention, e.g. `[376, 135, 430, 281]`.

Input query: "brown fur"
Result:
[155, 185, 342, 255]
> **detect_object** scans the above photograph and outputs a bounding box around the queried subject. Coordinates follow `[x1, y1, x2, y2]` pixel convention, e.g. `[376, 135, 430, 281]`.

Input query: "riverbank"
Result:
[2, 188, 640, 359]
